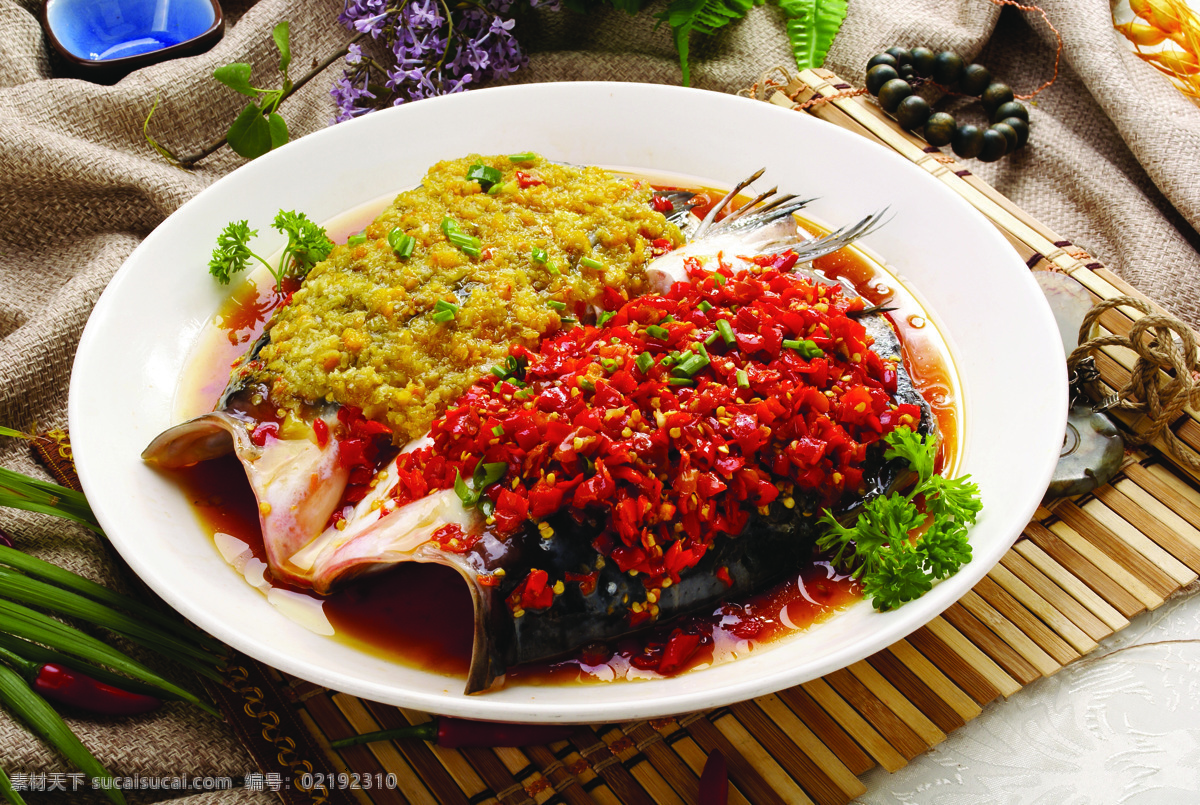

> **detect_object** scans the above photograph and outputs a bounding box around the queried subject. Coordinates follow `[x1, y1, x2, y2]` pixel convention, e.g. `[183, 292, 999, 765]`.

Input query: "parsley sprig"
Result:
[208, 210, 333, 290]
[817, 426, 981, 611]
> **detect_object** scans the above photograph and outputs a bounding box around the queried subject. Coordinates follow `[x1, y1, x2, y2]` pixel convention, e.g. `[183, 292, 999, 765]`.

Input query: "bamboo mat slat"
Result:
[203, 69, 1200, 804]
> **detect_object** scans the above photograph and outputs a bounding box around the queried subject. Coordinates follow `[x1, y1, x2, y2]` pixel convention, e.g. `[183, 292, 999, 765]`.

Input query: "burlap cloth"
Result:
[0, 0, 1197, 801]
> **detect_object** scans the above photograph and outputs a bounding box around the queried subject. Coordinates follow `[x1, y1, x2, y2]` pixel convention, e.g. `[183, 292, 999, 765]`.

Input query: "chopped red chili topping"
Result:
[385, 252, 918, 593]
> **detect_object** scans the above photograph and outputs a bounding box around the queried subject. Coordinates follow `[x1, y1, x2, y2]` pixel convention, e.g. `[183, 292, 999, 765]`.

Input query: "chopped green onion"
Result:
[466, 163, 503, 190]
[711, 272, 726, 286]
[447, 230, 482, 257]
[546, 300, 567, 311]
[387, 228, 415, 258]
[492, 425, 505, 437]
[704, 332, 720, 347]
[508, 377, 527, 388]
[508, 152, 537, 162]
[441, 216, 460, 236]
[667, 377, 694, 386]
[784, 339, 825, 359]
[578, 378, 595, 392]
[432, 309, 456, 323]
[737, 369, 749, 388]
[661, 356, 676, 368]
[435, 299, 459, 314]
[673, 354, 710, 377]
[676, 350, 694, 363]
[515, 388, 535, 400]
[347, 234, 367, 246]
[531, 247, 548, 263]
[597, 310, 616, 327]
[547, 264, 561, 276]
[698, 342, 709, 359]
[716, 319, 735, 345]
[580, 256, 603, 271]
[697, 301, 713, 312]
[487, 181, 508, 195]
[661, 315, 675, 323]
[476, 462, 507, 488]
[647, 325, 670, 340]
[635, 352, 654, 374]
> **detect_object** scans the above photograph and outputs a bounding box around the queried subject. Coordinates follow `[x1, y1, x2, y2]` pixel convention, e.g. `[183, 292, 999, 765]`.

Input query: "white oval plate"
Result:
[69, 82, 1066, 724]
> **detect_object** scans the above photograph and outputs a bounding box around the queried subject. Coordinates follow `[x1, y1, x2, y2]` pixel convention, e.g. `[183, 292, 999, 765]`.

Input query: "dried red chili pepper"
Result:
[698, 748, 729, 805]
[328, 716, 578, 749]
[0, 647, 160, 716]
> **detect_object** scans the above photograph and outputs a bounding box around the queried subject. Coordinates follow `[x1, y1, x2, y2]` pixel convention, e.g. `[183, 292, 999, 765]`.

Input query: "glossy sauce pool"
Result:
[167, 178, 962, 685]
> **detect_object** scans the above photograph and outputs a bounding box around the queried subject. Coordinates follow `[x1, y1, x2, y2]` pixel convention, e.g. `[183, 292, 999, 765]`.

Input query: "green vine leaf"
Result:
[268, 112, 289, 150]
[213, 63, 257, 97]
[272, 20, 292, 77]
[227, 103, 273, 159]
[776, 0, 848, 70]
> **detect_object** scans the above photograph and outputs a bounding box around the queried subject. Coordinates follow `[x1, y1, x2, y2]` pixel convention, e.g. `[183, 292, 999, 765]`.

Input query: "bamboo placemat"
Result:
[55, 68, 1200, 805]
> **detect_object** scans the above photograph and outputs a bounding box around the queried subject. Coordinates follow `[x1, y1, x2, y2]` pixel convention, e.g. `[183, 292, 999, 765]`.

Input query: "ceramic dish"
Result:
[42, 0, 223, 81]
[68, 82, 1066, 723]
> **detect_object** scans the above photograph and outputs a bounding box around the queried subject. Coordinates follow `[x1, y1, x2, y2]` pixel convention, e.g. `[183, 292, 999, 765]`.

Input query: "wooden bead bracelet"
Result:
[865, 46, 1030, 162]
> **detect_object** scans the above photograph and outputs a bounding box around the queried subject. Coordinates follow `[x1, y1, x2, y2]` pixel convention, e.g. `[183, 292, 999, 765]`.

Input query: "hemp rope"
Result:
[1068, 296, 1200, 472]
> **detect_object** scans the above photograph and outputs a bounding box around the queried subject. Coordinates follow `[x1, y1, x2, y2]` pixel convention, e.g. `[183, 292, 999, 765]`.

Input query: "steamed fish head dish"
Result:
[144, 154, 976, 694]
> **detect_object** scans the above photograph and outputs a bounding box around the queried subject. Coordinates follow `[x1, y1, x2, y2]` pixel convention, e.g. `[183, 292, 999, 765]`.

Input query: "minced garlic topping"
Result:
[253, 154, 683, 441]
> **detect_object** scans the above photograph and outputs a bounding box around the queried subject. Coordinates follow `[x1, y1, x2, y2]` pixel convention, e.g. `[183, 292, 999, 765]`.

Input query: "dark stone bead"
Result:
[910, 47, 936, 77]
[885, 47, 912, 66]
[932, 51, 964, 85]
[992, 100, 1028, 123]
[867, 53, 898, 71]
[923, 112, 956, 146]
[866, 64, 899, 95]
[959, 64, 991, 95]
[1001, 117, 1030, 148]
[982, 82, 1015, 116]
[895, 95, 931, 130]
[878, 78, 913, 113]
[898, 64, 916, 80]
[978, 127, 1009, 162]
[951, 124, 984, 158]
[991, 122, 1018, 152]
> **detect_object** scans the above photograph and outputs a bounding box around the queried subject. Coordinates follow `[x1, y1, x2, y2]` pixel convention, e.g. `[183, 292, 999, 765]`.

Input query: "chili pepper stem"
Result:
[330, 721, 436, 749]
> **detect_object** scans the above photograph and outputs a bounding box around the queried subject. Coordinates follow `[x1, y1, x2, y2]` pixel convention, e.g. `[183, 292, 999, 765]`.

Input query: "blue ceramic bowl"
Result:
[42, 0, 223, 81]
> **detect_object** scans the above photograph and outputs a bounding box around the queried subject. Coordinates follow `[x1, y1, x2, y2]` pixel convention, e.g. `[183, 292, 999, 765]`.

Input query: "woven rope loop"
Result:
[1067, 295, 1200, 469]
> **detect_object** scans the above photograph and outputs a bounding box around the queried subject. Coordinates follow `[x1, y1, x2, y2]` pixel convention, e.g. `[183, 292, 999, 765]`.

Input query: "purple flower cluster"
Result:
[333, 0, 552, 123]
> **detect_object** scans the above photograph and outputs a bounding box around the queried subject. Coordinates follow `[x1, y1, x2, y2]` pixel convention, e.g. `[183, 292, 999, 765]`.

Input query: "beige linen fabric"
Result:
[0, 0, 1197, 800]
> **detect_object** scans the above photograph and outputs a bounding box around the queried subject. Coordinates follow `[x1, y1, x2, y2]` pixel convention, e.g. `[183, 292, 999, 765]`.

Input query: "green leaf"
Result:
[0, 566, 223, 671]
[272, 20, 292, 76]
[0, 546, 225, 652]
[226, 103, 273, 160]
[0, 766, 26, 805]
[662, 0, 757, 85]
[213, 63, 257, 97]
[208, 220, 256, 284]
[0, 467, 100, 533]
[0, 599, 218, 716]
[0, 663, 126, 805]
[776, 0, 848, 71]
[272, 210, 333, 279]
[0, 632, 177, 701]
[882, 426, 935, 488]
[268, 112, 289, 150]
